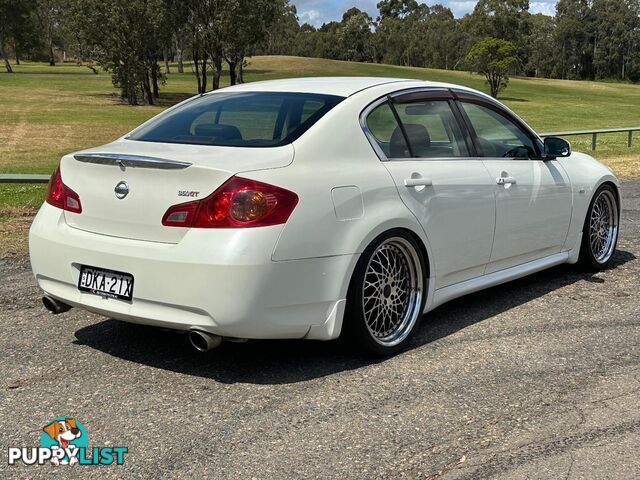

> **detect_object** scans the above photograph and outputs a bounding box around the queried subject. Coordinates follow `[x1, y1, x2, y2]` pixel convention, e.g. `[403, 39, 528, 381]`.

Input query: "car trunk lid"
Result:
[61, 139, 294, 243]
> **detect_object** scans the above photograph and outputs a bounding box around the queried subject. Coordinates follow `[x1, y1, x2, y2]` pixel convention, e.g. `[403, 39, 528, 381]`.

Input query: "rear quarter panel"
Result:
[240, 84, 434, 268]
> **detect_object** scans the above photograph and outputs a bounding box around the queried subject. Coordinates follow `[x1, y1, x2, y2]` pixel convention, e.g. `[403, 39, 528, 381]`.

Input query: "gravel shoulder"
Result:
[1, 183, 639, 479]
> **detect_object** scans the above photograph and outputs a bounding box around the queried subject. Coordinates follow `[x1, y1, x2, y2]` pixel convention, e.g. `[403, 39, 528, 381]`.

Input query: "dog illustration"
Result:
[42, 418, 82, 465]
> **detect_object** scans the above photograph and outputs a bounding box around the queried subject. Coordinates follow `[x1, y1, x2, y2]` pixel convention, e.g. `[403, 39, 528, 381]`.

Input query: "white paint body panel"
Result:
[383, 159, 496, 288]
[29, 77, 620, 342]
[481, 158, 572, 272]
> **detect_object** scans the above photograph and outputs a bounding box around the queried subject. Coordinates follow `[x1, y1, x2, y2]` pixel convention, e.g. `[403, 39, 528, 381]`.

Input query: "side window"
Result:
[393, 100, 469, 158]
[461, 102, 536, 158]
[366, 102, 410, 158]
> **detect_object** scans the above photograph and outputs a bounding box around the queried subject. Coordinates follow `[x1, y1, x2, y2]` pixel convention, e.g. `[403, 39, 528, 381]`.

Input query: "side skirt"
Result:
[427, 251, 570, 312]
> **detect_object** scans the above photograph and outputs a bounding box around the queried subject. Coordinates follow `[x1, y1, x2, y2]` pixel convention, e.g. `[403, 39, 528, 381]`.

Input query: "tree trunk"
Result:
[228, 61, 237, 86]
[143, 72, 154, 105]
[0, 41, 13, 73]
[123, 75, 138, 105]
[194, 49, 202, 93]
[176, 36, 184, 74]
[487, 73, 499, 98]
[212, 54, 222, 90]
[237, 60, 244, 84]
[152, 70, 159, 98]
[177, 54, 184, 73]
[163, 50, 170, 74]
[201, 53, 208, 93]
[48, 43, 55, 66]
[13, 41, 19, 64]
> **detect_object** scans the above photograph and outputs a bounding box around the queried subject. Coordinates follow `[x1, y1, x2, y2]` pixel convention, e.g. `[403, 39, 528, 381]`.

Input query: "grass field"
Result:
[1, 55, 640, 255]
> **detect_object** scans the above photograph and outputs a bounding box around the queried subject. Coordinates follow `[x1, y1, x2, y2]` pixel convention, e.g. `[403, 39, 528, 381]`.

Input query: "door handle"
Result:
[496, 176, 516, 185]
[404, 178, 433, 188]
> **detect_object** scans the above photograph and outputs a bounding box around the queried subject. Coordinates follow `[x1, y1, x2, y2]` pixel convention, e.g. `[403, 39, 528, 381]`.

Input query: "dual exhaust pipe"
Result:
[42, 296, 225, 352]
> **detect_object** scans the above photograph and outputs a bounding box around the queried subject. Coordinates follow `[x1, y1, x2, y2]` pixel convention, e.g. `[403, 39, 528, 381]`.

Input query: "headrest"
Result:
[390, 123, 430, 157]
[194, 124, 242, 140]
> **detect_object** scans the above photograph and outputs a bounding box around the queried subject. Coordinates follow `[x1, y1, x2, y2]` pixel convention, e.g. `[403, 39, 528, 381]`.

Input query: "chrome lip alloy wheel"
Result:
[589, 189, 619, 264]
[362, 237, 423, 347]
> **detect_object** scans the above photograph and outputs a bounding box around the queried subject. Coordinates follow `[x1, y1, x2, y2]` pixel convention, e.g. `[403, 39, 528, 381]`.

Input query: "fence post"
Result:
[592, 133, 597, 151]
[628, 131, 633, 148]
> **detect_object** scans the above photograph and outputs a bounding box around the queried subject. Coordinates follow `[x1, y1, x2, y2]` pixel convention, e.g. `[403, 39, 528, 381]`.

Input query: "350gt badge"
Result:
[178, 190, 199, 198]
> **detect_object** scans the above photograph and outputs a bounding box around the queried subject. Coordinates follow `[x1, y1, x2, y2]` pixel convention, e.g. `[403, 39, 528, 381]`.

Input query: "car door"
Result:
[363, 89, 496, 289]
[456, 95, 572, 273]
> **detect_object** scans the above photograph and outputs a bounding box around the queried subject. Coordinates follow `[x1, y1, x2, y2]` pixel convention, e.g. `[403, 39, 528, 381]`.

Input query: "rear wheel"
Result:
[344, 231, 427, 356]
[579, 184, 619, 270]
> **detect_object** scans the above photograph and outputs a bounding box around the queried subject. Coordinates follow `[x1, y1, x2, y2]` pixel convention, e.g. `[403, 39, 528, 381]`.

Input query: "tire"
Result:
[578, 184, 620, 271]
[343, 230, 427, 356]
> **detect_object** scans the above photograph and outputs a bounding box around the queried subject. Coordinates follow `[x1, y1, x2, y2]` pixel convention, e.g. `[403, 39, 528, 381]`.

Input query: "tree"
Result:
[374, 0, 429, 67]
[377, 0, 426, 20]
[591, 0, 640, 80]
[0, 0, 37, 72]
[525, 13, 556, 77]
[425, 5, 460, 70]
[463, 0, 531, 70]
[258, 1, 300, 55]
[554, 0, 593, 79]
[222, 0, 283, 85]
[36, 0, 67, 66]
[466, 37, 520, 98]
[68, 0, 171, 104]
[293, 23, 321, 58]
[336, 7, 374, 62]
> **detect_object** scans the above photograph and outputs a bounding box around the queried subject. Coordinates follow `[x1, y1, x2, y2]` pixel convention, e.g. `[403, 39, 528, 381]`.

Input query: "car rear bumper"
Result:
[29, 204, 356, 340]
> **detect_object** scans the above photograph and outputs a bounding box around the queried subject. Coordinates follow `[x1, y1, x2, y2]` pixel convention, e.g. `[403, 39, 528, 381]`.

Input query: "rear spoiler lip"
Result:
[73, 153, 192, 170]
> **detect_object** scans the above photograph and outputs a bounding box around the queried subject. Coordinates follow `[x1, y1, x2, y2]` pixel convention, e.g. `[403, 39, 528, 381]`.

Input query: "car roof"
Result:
[209, 77, 467, 97]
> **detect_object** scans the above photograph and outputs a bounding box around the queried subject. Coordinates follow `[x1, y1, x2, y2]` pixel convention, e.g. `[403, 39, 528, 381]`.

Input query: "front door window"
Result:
[461, 102, 536, 158]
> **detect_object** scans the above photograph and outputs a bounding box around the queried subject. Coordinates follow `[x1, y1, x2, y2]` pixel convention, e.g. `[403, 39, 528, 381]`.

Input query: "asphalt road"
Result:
[1, 183, 639, 479]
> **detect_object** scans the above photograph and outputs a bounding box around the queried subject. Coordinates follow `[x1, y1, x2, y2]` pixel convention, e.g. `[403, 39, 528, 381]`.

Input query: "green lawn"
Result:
[1, 56, 640, 255]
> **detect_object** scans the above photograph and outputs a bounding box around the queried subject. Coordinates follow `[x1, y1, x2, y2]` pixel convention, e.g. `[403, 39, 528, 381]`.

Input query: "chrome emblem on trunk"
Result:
[114, 181, 129, 199]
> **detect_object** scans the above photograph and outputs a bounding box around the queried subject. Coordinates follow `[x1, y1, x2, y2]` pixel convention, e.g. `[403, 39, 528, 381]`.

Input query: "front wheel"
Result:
[344, 231, 427, 356]
[579, 184, 620, 270]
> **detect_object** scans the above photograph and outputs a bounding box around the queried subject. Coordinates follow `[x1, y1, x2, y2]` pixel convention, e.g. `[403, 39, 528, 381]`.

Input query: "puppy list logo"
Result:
[7, 417, 128, 466]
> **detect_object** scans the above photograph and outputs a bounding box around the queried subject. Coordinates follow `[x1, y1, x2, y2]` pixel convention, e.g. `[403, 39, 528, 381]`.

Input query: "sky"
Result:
[291, 0, 558, 27]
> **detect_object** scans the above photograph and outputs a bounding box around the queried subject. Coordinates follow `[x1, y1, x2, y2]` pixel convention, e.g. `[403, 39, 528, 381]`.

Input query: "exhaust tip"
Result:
[42, 296, 72, 315]
[188, 330, 222, 352]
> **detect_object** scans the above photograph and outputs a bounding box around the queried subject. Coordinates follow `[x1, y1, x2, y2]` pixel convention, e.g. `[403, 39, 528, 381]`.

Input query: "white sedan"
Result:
[30, 77, 620, 355]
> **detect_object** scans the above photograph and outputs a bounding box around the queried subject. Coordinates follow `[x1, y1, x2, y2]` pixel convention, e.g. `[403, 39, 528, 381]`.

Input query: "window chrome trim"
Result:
[73, 153, 192, 170]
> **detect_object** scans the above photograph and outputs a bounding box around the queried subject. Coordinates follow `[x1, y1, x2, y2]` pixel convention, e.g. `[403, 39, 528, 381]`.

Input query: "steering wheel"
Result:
[501, 146, 527, 158]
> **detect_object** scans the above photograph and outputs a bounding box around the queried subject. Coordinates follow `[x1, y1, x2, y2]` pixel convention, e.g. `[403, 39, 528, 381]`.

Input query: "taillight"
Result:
[46, 166, 82, 213]
[162, 176, 298, 228]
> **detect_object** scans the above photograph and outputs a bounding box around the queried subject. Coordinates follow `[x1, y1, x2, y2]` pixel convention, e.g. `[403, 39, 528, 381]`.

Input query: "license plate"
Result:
[78, 265, 134, 301]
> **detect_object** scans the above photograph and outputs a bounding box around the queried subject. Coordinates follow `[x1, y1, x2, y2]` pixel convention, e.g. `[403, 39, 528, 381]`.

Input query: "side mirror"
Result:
[543, 137, 571, 159]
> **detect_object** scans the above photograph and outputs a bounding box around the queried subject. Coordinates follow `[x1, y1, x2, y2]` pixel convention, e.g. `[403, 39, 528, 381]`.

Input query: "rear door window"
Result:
[366, 102, 411, 158]
[129, 92, 344, 147]
[365, 99, 470, 159]
[393, 100, 469, 158]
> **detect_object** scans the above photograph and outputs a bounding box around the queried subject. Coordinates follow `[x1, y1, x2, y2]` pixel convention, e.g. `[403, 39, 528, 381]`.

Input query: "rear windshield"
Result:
[128, 92, 344, 147]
